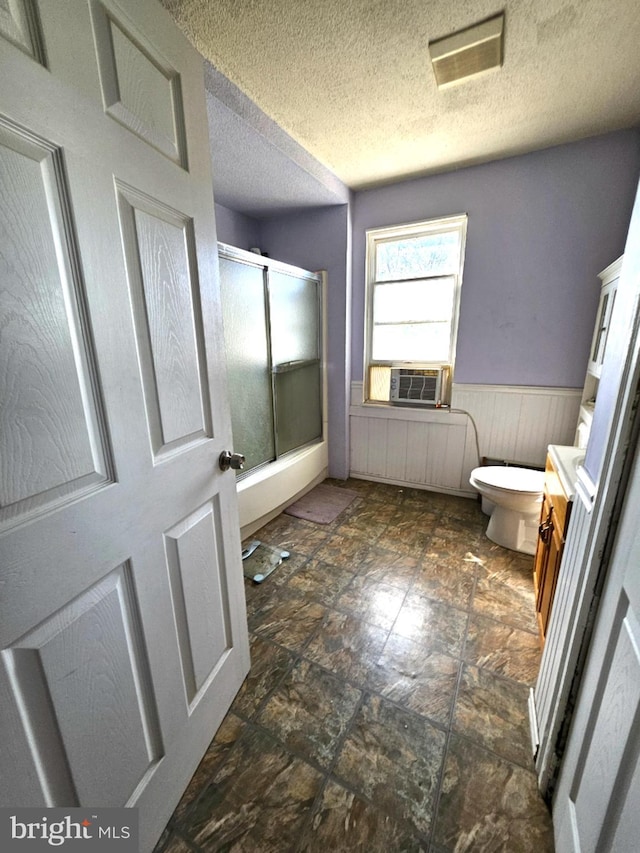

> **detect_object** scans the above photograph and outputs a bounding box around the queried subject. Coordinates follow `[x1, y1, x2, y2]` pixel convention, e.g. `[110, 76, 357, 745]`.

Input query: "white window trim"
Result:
[363, 213, 468, 403]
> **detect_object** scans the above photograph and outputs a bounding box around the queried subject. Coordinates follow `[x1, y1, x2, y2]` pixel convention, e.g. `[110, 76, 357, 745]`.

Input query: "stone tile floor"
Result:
[155, 479, 554, 852]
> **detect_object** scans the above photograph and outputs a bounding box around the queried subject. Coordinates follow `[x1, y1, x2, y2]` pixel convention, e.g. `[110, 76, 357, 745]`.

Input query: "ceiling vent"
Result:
[429, 13, 505, 89]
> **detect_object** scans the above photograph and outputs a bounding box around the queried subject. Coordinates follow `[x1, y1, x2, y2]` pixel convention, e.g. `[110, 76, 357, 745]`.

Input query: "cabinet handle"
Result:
[539, 515, 553, 545]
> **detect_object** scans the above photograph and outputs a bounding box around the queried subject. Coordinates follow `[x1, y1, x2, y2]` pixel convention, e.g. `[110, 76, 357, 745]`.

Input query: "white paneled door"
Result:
[0, 2, 249, 850]
[552, 432, 640, 852]
[549, 186, 640, 850]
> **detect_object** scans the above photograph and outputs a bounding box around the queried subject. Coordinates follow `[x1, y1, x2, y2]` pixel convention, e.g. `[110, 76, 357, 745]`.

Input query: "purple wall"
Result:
[352, 130, 640, 386]
[259, 204, 352, 479]
[214, 203, 261, 250]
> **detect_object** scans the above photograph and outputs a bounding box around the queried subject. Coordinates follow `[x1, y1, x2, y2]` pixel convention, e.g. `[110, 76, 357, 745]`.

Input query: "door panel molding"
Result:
[164, 497, 233, 711]
[0, 0, 45, 64]
[0, 119, 114, 530]
[89, 0, 187, 167]
[116, 181, 213, 459]
[568, 595, 640, 850]
[2, 563, 163, 807]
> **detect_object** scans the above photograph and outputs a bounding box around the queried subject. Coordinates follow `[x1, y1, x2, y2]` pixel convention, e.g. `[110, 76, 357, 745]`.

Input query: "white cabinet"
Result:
[575, 256, 622, 448]
[587, 271, 618, 376]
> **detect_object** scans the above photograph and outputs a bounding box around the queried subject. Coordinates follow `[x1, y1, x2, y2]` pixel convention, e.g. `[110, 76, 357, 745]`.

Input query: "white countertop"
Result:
[548, 444, 585, 501]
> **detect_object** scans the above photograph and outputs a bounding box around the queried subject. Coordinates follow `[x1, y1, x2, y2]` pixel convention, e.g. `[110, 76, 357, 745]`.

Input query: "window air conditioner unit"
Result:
[389, 367, 444, 406]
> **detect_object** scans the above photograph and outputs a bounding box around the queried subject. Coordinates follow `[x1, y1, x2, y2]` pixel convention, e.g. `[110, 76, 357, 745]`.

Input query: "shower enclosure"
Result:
[218, 243, 327, 533]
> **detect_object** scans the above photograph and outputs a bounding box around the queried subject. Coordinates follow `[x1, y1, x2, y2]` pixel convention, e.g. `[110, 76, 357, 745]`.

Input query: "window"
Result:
[364, 214, 467, 403]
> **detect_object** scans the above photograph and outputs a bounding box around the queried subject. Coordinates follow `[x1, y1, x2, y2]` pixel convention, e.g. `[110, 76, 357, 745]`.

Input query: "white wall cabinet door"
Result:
[0, 2, 249, 851]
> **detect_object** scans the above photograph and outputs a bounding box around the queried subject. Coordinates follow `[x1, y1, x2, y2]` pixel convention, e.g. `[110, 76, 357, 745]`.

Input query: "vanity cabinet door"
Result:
[538, 520, 563, 640]
[533, 460, 571, 645]
[533, 491, 552, 602]
[534, 493, 557, 643]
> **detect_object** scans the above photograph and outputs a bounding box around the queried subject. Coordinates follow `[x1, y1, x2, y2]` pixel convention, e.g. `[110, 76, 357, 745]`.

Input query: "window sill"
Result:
[350, 399, 469, 425]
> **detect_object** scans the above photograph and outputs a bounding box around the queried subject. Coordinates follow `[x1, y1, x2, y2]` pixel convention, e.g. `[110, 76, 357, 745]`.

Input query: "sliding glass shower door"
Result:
[219, 247, 323, 476]
[218, 256, 275, 472]
[269, 269, 322, 456]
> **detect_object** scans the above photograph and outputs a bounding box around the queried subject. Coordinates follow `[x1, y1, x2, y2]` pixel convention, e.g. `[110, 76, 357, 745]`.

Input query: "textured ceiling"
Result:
[162, 0, 640, 190]
[202, 63, 350, 215]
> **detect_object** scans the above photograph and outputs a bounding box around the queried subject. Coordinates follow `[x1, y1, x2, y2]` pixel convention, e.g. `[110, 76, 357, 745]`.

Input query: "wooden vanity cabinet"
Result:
[533, 455, 572, 645]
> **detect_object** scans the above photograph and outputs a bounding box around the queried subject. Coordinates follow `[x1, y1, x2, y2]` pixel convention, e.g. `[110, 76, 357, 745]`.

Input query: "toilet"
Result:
[469, 466, 545, 555]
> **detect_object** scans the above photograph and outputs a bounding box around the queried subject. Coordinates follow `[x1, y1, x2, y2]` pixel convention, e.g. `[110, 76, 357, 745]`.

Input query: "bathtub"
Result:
[236, 439, 328, 539]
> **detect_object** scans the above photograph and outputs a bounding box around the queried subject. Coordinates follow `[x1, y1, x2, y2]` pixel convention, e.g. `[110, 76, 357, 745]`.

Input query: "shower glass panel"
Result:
[274, 362, 322, 456]
[268, 270, 321, 455]
[268, 270, 319, 365]
[219, 257, 275, 472]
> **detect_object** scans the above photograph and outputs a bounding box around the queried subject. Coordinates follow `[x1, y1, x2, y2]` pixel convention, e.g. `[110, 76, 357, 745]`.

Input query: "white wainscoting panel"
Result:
[451, 384, 581, 466]
[350, 382, 581, 494]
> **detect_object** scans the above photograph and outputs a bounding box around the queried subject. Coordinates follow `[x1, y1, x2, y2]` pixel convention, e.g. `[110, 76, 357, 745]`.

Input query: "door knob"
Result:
[219, 450, 245, 472]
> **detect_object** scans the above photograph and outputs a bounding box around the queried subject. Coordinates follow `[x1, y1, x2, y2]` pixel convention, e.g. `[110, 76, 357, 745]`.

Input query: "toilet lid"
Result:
[471, 466, 544, 494]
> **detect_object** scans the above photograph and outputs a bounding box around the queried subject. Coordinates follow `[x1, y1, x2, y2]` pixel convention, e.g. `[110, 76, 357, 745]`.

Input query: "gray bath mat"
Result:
[284, 483, 359, 524]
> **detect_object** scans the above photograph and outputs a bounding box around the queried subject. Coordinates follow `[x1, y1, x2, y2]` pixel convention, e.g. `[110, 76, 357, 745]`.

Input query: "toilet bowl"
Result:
[469, 466, 545, 555]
